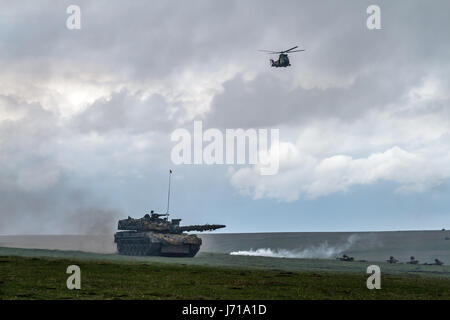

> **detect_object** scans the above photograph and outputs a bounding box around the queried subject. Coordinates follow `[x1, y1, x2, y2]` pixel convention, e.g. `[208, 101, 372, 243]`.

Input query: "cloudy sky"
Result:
[1, 0, 449, 234]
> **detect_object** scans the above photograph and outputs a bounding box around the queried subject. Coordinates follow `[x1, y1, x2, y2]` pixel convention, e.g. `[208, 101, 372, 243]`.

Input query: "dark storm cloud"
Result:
[0, 1, 393, 77]
[2, 0, 449, 76]
[72, 90, 184, 134]
[204, 68, 422, 128]
[1, 0, 268, 77]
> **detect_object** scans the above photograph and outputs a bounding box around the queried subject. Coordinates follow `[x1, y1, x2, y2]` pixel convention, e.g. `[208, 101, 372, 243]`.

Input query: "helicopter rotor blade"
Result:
[282, 46, 299, 53]
[259, 50, 281, 54]
[286, 49, 305, 53]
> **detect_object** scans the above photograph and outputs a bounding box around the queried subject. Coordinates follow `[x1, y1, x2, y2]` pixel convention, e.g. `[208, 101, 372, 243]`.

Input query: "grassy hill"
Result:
[1, 247, 450, 299]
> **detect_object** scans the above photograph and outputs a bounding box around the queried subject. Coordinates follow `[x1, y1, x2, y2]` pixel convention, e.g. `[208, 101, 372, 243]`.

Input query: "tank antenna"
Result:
[166, 169, 172, 215]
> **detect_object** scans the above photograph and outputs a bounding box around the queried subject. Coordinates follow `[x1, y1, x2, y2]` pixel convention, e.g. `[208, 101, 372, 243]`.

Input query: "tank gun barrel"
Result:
[179, 224, 226, 233]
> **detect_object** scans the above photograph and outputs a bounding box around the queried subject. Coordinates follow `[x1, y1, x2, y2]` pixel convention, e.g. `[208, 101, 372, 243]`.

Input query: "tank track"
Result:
[114, 231, 201, 257]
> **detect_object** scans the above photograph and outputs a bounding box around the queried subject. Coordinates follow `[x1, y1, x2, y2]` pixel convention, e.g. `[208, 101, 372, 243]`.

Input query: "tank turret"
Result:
[117, 212, 226, 234]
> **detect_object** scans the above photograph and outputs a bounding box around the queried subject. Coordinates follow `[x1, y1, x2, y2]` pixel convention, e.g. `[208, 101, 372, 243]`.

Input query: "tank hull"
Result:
[114, 231, 201, 257]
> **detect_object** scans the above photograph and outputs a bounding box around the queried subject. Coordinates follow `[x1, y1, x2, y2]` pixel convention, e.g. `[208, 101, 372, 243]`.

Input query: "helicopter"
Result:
[259, 46, 305, 68]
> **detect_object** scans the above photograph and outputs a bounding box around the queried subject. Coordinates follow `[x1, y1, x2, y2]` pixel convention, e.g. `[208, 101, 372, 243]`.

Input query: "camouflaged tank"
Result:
[114, 212, 225, 257]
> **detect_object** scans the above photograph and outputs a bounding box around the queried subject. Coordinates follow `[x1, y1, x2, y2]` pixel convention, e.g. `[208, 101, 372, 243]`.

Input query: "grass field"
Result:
[1, 247, 450, 299]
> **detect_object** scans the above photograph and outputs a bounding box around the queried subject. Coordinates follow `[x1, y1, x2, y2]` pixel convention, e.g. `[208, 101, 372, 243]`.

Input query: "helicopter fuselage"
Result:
[270, 53, 291, 68]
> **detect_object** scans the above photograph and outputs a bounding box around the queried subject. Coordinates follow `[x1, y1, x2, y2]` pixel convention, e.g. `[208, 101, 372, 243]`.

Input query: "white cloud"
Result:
[229, 98, 450, 201]
[231, 141, 450, 201]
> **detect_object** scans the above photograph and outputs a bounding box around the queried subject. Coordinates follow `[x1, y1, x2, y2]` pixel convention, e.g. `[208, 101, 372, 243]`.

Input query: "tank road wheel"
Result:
[126, 243, 132, 255]
[117, 243, 126, 255]
[140, 244, 148, 256]
[135, 245, 142, 256]
[139, 244, 147, 256]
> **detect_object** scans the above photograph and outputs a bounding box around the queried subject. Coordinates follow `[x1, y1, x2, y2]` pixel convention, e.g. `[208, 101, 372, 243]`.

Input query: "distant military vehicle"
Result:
[407, 256, 419, 265]
[114, 170, 225, 257]
[337, 254, 354, 262]
[387, 256, 399, 264]
[424, 259, 444, 266]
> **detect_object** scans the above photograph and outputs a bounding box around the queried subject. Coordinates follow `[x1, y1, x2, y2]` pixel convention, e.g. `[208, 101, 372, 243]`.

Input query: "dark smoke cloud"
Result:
[65, 208, 120, 235]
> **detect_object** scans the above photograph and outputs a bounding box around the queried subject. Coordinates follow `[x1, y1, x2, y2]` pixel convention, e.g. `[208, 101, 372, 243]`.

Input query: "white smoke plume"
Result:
[230, 234, 360, 259]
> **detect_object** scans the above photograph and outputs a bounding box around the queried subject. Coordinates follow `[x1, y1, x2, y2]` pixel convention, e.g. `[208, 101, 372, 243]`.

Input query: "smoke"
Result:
[65, 208, 121, 235]
[0, 173, 123, 235]
[230, 234, 361, 259]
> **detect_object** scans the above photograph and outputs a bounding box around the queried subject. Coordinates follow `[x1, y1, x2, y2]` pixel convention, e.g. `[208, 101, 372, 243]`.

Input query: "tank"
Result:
[114, 211, 225, 257]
